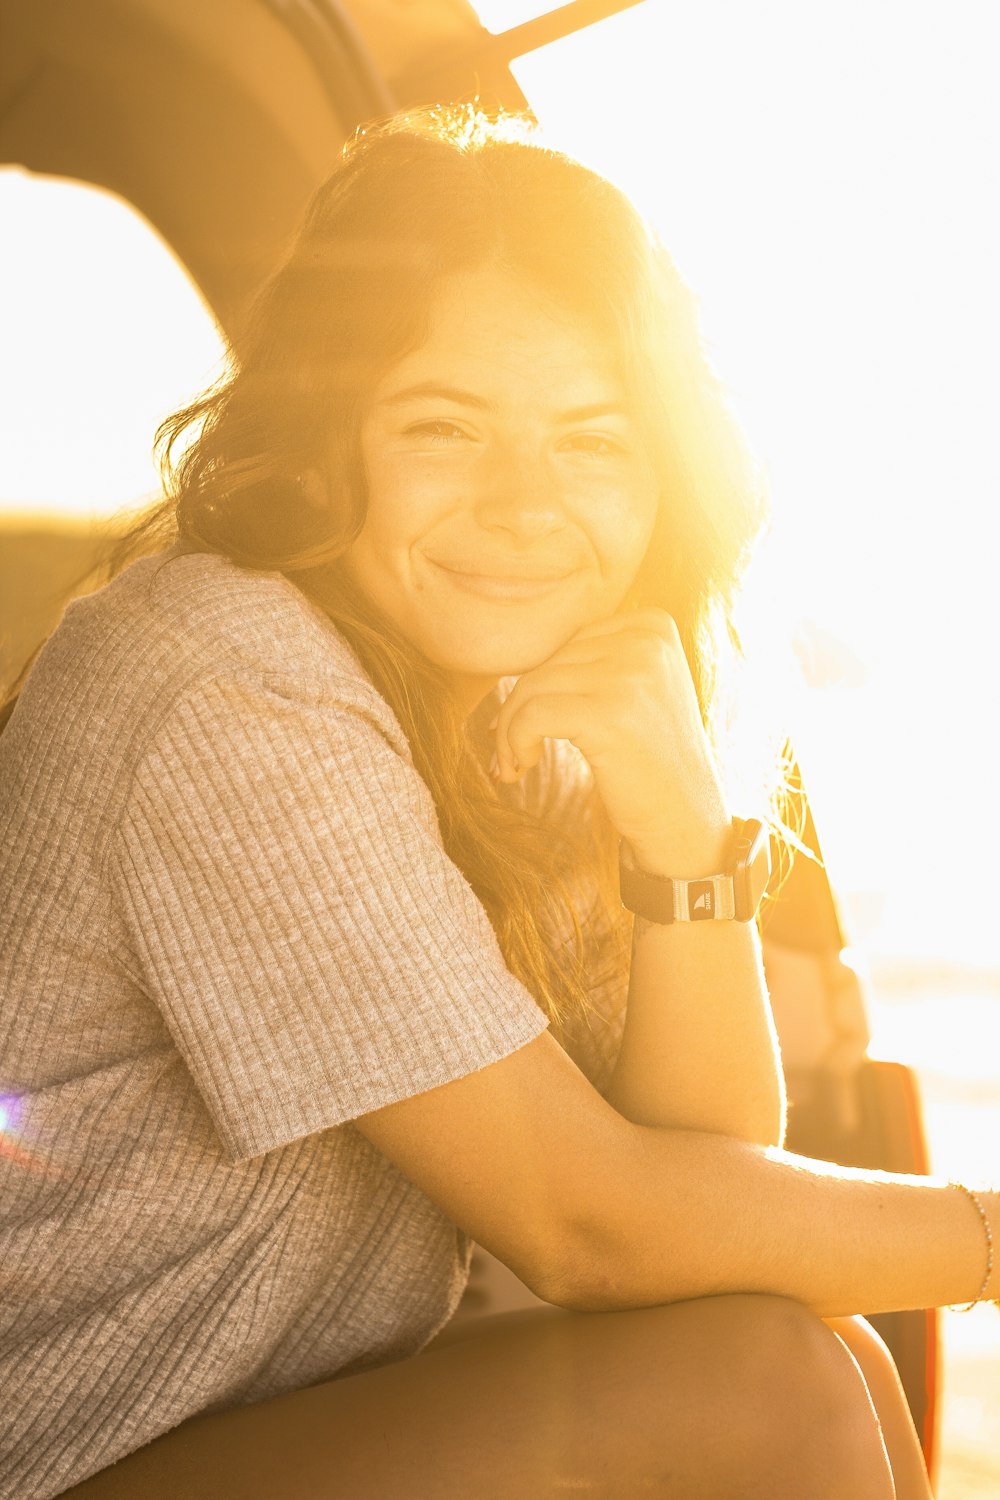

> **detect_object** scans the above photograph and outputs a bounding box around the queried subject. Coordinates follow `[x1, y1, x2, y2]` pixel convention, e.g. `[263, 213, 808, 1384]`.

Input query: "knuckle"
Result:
[622, 623, 677, 669]
[632, 606, 679, 637]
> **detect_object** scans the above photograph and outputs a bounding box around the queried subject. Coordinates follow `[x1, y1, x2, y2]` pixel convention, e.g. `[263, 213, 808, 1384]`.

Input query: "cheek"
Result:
[590, 485, 660, 582]
[361, 449, 465, 552]
[357, 450, 411, 544]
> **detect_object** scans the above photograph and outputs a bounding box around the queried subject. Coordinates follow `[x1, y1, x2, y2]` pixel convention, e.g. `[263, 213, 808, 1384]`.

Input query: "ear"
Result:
[297, 467, 330, 512]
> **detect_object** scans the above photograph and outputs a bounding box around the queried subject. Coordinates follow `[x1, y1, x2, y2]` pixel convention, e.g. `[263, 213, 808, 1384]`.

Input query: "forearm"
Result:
[604, 834, 785, 1145]
[563, 1123, 998, 1317]
[497, 613, 786, 1145]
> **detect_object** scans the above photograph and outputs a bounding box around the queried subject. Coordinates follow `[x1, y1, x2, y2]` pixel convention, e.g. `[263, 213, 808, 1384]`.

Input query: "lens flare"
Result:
[0, 1094, 22, 1133]
[0, 1093, 64, 1178]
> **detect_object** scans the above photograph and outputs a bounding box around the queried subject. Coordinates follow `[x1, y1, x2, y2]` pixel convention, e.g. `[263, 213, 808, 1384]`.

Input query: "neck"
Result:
[449, 673, 502, 720]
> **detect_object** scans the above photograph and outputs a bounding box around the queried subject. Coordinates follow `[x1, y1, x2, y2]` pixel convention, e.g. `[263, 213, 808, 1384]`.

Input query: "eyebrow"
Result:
[379, 381, 629, 423]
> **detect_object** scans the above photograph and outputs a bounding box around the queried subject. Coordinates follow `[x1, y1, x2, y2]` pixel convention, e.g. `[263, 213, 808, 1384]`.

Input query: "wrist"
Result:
[621, 818, 771, 927]
[986, 1190, 1000, 1301]
[948, 1182, 1000, 1309]
[624, 821, 734, 881]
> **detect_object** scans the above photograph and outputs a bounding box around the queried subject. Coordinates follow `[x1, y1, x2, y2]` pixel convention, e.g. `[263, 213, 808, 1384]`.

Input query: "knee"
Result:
[719, 1295, 894, 1500]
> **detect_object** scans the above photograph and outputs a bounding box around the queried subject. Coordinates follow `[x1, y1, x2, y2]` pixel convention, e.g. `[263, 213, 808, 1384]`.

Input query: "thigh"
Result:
[61, 1296, 894, 1500]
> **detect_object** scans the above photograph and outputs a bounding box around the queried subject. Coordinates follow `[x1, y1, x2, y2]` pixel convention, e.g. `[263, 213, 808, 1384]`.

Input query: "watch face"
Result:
[734, 820, 771, 921]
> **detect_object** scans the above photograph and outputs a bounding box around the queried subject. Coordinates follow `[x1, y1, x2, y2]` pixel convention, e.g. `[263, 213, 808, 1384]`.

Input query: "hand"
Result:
[493, 609, 732, 877]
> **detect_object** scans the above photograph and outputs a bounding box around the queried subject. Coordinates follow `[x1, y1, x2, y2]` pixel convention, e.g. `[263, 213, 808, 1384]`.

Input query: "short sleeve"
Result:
[111, 669, 549, 1162]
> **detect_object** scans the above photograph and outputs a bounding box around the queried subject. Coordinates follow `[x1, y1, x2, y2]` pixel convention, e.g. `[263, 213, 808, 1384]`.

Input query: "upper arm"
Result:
[112, 652, 637, 1293]
[112, 666, 551, 1162]
[353, 1027, 632, 1303]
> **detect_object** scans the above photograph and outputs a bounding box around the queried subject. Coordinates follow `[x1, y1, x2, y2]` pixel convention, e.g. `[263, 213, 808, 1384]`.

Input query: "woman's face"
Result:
[335, 263, 659, 708]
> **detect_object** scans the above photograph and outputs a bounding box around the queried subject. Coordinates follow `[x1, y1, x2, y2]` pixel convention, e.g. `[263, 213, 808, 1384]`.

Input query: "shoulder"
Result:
[4, 548, 411, 842]
[105, 546, 370, 677]
[57, 546, 405, 750]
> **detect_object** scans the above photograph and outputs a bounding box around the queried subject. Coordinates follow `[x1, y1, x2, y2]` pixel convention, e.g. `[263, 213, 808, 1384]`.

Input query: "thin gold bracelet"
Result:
[948, 1181, 994, 1312]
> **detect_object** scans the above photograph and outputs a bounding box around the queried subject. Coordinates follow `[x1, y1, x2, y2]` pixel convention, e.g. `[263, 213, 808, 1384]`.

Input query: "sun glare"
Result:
[509, 2, 1000, 969]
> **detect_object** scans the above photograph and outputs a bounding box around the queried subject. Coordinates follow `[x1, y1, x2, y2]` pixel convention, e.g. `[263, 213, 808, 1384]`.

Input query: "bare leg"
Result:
[826, 1316, 934, 1500]
[61, 1294, 896, 1500]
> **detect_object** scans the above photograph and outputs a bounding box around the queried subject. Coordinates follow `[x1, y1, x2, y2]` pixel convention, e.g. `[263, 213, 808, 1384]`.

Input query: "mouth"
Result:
[427, 559, 578, 602]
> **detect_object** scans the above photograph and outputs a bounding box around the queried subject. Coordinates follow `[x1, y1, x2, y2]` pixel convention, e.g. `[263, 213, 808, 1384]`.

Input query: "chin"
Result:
[432, 642, 556, 681]
[426, 619, 583, 678]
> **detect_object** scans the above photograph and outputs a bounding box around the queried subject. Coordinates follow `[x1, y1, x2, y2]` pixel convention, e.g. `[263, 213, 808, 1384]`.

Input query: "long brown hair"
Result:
[23, 108, 781, 1025]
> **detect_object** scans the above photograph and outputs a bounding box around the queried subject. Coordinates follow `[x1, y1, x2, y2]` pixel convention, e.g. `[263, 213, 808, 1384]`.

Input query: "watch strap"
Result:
[619, 818, 768, 925]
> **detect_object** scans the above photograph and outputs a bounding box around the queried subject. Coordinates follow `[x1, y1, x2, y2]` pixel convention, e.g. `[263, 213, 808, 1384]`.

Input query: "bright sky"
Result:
[1, 1, 998, 967]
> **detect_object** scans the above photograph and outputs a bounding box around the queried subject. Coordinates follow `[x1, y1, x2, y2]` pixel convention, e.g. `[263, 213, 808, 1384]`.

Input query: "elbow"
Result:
[540, 1278, 631, 1314]
[538, 1221, 736, 1314]
[507, 1239, 598, 1312]
[508, 1216, 624, 1312]
[526, 1219, 655, 1313]
[528, 1263, 620, 1313]
[485, 1219, 614, 1312]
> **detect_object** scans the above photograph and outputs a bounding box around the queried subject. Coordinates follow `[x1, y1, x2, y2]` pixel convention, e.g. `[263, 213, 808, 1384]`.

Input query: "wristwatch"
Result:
[619, 818, 771, 924]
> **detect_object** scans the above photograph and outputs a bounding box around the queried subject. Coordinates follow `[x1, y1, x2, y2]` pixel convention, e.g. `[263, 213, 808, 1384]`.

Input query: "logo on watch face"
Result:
[689, 882, 715, 920]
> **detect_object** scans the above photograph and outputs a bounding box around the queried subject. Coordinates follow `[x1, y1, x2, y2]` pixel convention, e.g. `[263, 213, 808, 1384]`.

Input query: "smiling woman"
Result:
[146, 105, 766, 1027]
[341, 264, 659, 703]
[1, 105, 995, 1500]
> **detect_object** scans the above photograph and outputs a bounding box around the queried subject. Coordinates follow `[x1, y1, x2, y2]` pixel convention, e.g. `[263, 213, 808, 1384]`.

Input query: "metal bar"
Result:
[489, 0, 647, 65]
[393, 0, 646, 113]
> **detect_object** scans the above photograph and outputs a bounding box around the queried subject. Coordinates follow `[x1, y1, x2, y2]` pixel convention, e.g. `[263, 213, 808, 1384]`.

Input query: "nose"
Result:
[472, 439, 566, 543]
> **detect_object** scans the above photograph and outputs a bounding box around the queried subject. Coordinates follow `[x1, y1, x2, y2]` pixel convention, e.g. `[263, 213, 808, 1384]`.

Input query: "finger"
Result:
[524, 615, 679, 678]
[495, 665, 601, 778]
[514, 627, 689, 721]
[543, 615, 697, 709]
[499, 692, 595, 782]
[565, 607, 680, 647]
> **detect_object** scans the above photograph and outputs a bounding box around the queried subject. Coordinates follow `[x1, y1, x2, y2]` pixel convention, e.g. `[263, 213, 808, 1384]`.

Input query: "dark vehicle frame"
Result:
[0, 0, 940, 1479]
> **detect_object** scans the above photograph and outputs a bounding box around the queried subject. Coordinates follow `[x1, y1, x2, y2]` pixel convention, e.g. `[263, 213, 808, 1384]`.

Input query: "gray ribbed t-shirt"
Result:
[0, 549, 627, 1499]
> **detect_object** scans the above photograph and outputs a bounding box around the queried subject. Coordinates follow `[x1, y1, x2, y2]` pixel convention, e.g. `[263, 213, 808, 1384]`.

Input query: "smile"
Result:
[427, 560, 578, 602]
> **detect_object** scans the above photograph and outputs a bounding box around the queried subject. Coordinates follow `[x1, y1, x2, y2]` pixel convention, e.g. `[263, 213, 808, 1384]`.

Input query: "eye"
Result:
[404, 420, 469, 444]
[562, 432, 626, 457]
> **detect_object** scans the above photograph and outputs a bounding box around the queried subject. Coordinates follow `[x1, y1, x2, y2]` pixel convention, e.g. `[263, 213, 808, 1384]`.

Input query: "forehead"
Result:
[372, 264, 629, 410]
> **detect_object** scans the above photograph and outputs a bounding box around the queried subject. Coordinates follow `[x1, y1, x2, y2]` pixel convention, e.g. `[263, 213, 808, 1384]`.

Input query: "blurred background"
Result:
[1, 1, 997, 1493]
